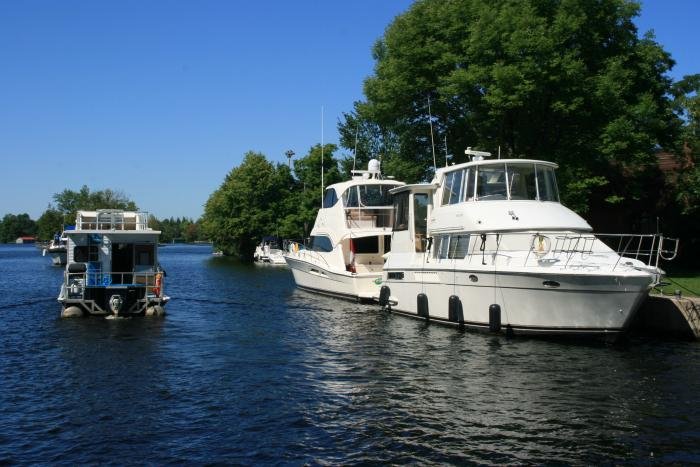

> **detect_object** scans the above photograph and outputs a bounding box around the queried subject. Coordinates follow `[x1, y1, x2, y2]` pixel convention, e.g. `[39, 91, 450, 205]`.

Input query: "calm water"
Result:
[1, 243, 699, 464]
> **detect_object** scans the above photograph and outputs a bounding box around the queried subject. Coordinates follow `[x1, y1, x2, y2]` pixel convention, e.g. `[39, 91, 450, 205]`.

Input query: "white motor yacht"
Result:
[42, 231, 68, 266]
[254, 236, 287, 266]
[285, 160, 404, 301]
[379, 149, 677, 339]
[57, 209, 170, 318]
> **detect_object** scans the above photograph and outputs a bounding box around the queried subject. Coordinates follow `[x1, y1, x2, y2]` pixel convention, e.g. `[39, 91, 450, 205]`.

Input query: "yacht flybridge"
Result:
[285, 160, 404, 301]
[57, 210, 169, 318]
[379, 149, 677, 339]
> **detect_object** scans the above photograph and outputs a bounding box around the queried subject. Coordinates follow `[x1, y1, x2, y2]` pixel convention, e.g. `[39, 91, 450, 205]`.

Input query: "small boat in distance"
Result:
[379, 148, 678, 339]
[42, 230, 69, 266]
[285, 159, 404, 301]
[254, 236, 286, 265]
[57, 209, 169, 318]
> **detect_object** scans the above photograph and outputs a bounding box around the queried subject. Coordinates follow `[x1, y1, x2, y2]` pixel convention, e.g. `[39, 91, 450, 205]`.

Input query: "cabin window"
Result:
[323, 188, 339, 208]
[536, 166, 560, 202]
[135, 244, 155, 266]
[507, 164, 538, 200]
[442, 170, 464, 205]
[435, 234, 470, 259]
[310, 235, 334, 252]
[476, 165, 507, 200]
[414, 193, 428, 252]
[464, 168, 475, 201]
[393, 192, 409, 231]
[74, 245, 98, 262]
[359, 185, 393, 206]
[353, 236, 379, 254]
[343, 187, 359, 207]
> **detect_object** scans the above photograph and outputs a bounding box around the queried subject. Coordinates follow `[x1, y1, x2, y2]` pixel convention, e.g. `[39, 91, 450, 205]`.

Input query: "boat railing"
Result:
[344, 206, 394, 229]
[64, 270, 165, 299]
[75, 210, 150, 231]
[285, 241, 333, 269]
[457, 232, 678, 271]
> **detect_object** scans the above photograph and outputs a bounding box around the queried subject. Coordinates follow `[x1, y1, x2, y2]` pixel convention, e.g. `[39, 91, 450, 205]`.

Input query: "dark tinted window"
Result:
[311, 235, 333, 252]
[393, 192, 409, 231]
[323, 188, 338, 208]
[74, 245, 98, 262]
[353, 236, 379, 254]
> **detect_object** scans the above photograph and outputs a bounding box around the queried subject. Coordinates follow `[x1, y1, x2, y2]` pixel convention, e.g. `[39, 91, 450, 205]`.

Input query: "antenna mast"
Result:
[321, 106, 324, 207]
[353, 124, 359, 171]
[427, 96, 437, 171]
[443, 134, 449, 166]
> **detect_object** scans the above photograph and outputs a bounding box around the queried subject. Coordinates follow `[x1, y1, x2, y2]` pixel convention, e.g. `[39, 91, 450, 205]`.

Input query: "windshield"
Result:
[474, 163, 559, 202]
[344, 184, 394, 207]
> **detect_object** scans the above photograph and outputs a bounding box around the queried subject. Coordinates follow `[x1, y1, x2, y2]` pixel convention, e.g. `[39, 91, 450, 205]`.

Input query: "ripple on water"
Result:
[1, 244, 699, 464]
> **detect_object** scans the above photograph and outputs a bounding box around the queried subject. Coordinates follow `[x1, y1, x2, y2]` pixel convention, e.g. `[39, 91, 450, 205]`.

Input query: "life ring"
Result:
[532, 235, 551, 257]
[153, 273, 162, 297]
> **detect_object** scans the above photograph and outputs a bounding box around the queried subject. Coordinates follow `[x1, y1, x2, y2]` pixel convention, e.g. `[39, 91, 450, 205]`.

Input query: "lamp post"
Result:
[285, 149, 295, 169]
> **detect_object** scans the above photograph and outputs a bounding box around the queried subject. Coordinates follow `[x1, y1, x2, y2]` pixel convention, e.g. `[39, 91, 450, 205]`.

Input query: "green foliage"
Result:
[149, 216, 204, 243]
[338, 0, 679, 214]
[202, 146, 342, 259]
[35, 208, 64, 241]
[0, 213, 37, 243]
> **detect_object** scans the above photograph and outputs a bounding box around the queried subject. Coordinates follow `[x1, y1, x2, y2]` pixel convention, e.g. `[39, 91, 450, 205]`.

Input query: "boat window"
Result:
[435, 234, 470, 259]
[414, 193, 428, 252]
[441, 170, 464, 205]
[393, 192, 409, 231]
[343, 187, 359, 207]
[536, 165, 560, 202]
[323, 188, 339, 208]
[464, 168, 475, 201]
[507, 164, 538, 200]
[74, 245, 98, 262]
[310, 235, 334, 252]
[353, 236, 379, 254]
[476, 165, 507, 200]
[135, 244, 155, 266]
[358, 184, 393, 207]
[449, 234, 470, 259]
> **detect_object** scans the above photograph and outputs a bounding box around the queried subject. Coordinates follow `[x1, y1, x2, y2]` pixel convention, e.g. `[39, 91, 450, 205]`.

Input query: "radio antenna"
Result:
[321, 106, 324, 207]
[353, 124, 359, 171]
[427, 96, 437, 171]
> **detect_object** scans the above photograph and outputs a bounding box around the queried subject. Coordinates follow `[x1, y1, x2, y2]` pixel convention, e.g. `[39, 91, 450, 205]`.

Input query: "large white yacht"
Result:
[285, 160, 404, 301]
[379, 149, 677, 339]
[57, 209, 169, 318]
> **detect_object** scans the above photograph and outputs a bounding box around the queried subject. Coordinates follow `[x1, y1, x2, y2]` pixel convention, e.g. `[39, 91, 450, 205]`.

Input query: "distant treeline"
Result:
[0, 186, 206, 244]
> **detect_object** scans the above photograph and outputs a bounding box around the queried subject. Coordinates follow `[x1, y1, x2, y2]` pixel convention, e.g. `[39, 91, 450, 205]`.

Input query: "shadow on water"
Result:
[1, 244, 700, 464]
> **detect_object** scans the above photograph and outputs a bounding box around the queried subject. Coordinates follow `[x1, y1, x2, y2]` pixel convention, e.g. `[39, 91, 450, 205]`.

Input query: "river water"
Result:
[1, 243, 699, 464]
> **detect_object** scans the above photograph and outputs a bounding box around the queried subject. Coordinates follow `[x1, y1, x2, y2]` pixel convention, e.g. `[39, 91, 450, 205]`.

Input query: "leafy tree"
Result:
[202, 151, 297, 258]
[338, 0, 680, 217]
[51, 185, 137, 222]
[35, 208, 65, 241]
[0, 213, 37, 243]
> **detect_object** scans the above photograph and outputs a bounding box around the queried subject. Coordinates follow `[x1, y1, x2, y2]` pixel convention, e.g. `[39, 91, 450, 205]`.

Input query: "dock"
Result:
[632, 294, 700, 339]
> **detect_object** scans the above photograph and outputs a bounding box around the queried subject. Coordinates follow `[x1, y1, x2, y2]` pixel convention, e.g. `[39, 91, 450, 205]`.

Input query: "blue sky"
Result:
[1, 0, 697, 221]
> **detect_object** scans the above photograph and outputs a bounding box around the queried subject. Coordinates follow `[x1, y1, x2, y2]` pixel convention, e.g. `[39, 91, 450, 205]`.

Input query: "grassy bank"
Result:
[655, 271, 700, 297]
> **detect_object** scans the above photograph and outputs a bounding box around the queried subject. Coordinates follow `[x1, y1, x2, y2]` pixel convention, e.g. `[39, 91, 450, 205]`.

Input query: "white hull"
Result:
[383, 267, 652, 337]
[285, 256, 382, 301]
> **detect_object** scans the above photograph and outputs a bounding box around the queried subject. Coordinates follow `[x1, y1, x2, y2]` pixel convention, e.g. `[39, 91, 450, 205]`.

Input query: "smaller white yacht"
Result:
[254, 236, 287, 265]
[57, 210, 169, 318]
[285, 159, 404, 301]
[42, 231, 68, 266]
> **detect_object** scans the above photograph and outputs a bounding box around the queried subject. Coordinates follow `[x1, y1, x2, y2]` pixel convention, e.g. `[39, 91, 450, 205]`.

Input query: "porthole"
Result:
[469, 274, 478, 282]
[543, 280, 560, 288]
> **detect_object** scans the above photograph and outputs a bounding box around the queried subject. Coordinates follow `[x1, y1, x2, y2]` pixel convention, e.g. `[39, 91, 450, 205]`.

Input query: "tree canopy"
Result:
[202, 146, 342, 259]
[338, 0, 684, 215]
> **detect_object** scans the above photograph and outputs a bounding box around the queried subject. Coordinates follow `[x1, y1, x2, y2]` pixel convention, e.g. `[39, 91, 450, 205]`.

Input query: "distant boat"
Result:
[57, 209, 169, 318]
[42, 232, 67, 266]
[253, 236, 286, 266]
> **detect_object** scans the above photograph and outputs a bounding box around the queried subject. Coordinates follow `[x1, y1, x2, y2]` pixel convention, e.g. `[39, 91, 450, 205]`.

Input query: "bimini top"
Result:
[71, 210, 154, 232]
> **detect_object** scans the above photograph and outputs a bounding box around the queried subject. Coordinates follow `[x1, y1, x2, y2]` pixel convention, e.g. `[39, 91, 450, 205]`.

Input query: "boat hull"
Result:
[382, 268, 653, 338]
[285, 255, 382, 301]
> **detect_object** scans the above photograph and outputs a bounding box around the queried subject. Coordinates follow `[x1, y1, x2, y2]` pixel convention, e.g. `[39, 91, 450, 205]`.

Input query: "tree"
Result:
[338, 0, 680, 217]
[0, 213, 36, 243]
[202, 151, 298, 258]
[35, 208, 64, 241]
[51, 185, 137, 223]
